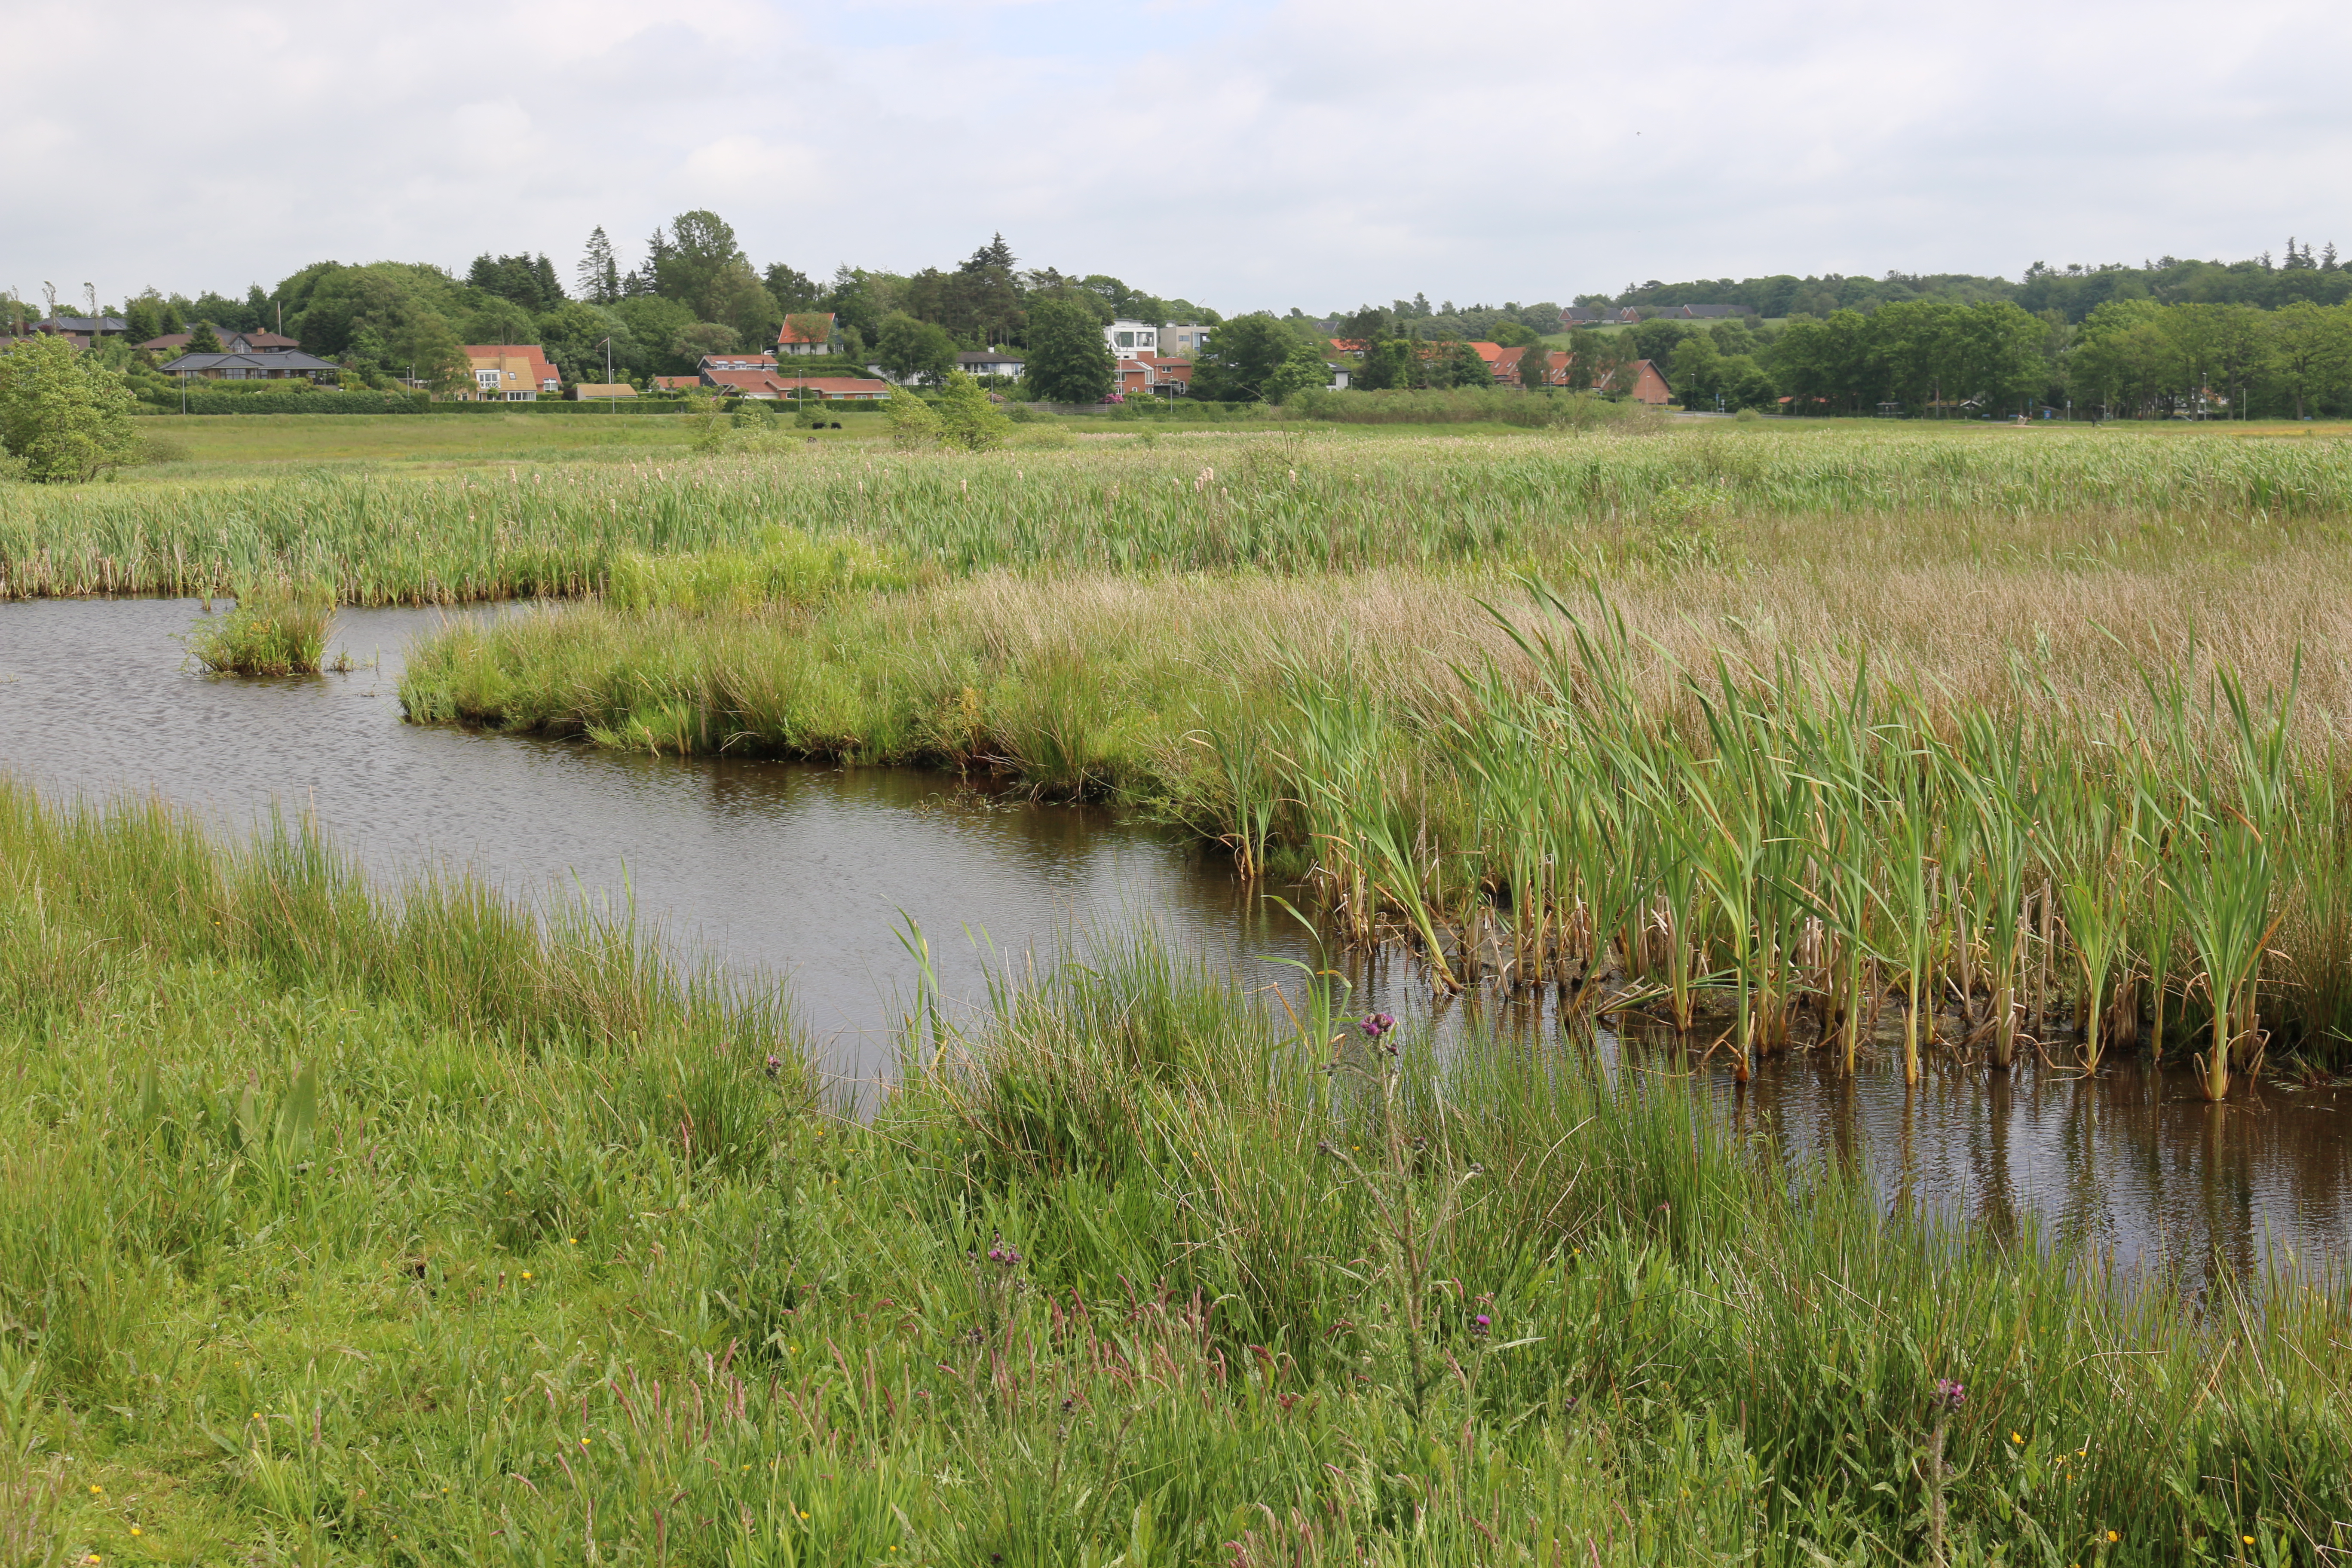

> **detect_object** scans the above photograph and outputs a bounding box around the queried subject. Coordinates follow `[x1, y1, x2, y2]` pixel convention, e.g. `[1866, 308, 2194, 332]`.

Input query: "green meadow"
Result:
[5, 783, 2350, 1564]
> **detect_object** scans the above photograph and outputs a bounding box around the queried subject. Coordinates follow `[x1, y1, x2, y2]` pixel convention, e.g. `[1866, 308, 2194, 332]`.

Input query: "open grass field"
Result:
[6, 782, 2351, 1564]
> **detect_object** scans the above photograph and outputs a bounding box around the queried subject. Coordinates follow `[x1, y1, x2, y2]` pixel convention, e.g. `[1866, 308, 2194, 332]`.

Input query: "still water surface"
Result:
[1, 598, 2346, 1280]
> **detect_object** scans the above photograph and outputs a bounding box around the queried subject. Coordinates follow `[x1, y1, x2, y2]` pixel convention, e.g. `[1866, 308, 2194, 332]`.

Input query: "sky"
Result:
[7, 0, 2351, 317]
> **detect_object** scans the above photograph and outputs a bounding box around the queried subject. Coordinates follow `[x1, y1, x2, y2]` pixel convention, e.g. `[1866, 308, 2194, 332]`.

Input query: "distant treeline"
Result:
[1607, 238, 2350, 325]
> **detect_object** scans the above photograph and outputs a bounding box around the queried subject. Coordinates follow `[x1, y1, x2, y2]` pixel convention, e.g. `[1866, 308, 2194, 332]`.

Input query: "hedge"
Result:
[144, 389, 430, 416]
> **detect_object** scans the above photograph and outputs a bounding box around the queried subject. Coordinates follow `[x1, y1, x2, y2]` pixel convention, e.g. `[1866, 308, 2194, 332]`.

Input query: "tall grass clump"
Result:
[8, 788, 2352, 1562]
[185, 581, 336, 675]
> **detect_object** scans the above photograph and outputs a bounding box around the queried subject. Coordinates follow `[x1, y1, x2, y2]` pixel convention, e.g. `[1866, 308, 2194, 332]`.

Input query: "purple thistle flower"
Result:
[1933, 1378, 1965, 1410]
[1360, 1012, 1396, 1041]
[1471, 1314, 1491, 1337]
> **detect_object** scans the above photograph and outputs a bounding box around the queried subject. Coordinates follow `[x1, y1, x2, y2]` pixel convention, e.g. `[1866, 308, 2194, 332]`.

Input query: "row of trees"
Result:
[2066, 300, 2352, 420]
[1609, 296, 2352, 419]
[1612, 237, 2351, 327]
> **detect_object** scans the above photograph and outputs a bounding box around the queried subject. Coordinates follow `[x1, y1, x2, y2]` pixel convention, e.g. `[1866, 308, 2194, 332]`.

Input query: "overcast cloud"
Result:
[7, 0, 2349, 314]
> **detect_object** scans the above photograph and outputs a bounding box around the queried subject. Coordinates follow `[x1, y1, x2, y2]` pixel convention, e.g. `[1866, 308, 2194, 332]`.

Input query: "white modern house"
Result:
[1161, 323, 1212, 357]
[1105, 319, 1158, 355]
[958, 348, 1026, 378]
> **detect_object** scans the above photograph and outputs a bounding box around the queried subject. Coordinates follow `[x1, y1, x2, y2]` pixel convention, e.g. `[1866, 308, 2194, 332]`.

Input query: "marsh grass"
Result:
[6, 789, 2352, 1562]
[185, 582, 337, 675]
[8, 426, 2352, 600]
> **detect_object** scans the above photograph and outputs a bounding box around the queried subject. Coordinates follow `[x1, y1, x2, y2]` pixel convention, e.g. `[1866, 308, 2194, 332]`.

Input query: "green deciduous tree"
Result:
[380, 310, 470, 392]
[1262, 340, 1332, 404]
[123, 294, 164, 347]
[278, 261, 469, 359]
[2268, 301, 2352, 419]
[1354, 339, 1413, 391]
[1435, 340, 1492, 389]
[885, 386, 941, 447]
[876, 312, 960, 389]
[0, 333, 143, 483]
[671, 322, 741, 364]
[1717, 353, 1779, 411]
[936, 371, 1012, 450]
[704, 260, 781, 349]
[536, 302, 639, 387]
[609, 296, 704, 376]
[764, 263, 821, 312]
[1022, 297, 1116, 403]
[459, 297, 539, 347]
[656, 211, 742, 313]
[1668, 334, 1721, 406]
[1192, 313, 1307, 401]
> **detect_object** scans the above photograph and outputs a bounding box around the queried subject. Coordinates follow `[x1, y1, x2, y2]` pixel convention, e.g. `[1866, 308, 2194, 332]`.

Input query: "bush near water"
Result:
[3, 781, 2349, 1562]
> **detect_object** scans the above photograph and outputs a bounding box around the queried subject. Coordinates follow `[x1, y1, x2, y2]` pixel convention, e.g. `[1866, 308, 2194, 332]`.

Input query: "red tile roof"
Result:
[462, 345, 559, 385]
[776, 313, 836, 346]
[702, 369, 789, 393]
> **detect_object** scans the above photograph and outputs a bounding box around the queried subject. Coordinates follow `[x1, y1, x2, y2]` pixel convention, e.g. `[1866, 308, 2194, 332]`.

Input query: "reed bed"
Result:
[5, 426, 2352, 601]
[409, 563, 2352, 1084]
[6, 784, 2351, 1562]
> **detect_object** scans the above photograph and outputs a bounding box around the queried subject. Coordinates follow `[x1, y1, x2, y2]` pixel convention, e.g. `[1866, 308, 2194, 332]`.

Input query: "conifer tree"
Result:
[578, 228, 620, 304]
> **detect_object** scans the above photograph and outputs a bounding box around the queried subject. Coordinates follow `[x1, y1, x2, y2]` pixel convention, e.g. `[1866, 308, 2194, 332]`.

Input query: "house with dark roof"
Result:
[1559, 306, 1608, 326]
[157, 349, 341, 382]
[142, 329, 299, 355]
[34, 315, 129, 342]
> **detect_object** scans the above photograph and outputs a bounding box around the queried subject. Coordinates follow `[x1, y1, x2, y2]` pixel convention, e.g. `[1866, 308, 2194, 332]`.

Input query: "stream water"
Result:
[2, 597, 2346, 1282]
